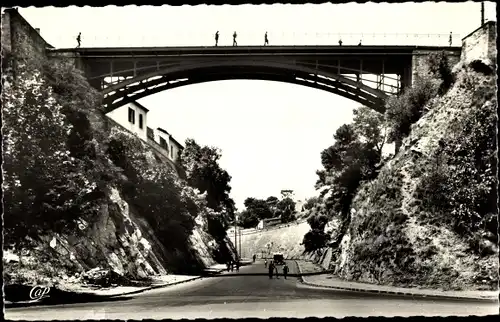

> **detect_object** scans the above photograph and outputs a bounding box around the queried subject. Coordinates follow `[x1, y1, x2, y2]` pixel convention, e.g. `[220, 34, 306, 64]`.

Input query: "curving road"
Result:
[5, 260, 498, 320]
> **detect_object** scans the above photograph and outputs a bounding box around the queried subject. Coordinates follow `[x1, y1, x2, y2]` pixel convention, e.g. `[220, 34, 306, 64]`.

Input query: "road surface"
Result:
[5, 260, 498, 320]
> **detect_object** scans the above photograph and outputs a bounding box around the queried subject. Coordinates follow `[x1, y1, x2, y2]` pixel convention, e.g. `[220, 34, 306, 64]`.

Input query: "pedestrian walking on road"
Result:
[76, 32, 81, 48]
[449, 31, 453, 46]
[283, 263, 289, 279]
[230, 261, 234, 272]
[264, 32, 269, 46]
[233, 31, 238, 46]
[253, 254, 256, 263]
[215, 31, 219, 47]
[264, 259, 268, 268]
[268, 261, 274, 279]
[274, 263, 280, 279]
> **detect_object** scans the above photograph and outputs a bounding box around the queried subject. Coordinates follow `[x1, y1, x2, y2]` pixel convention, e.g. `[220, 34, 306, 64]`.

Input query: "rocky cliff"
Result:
[327, 48, 498, 291]
[2, 10, 236, 287]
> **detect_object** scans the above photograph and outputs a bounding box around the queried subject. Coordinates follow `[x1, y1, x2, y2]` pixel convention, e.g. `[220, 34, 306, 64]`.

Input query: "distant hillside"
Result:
[237, 222, 310, 259]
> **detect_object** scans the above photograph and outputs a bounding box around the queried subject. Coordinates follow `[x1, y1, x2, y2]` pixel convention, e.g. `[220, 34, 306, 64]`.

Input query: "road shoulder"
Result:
[294, 260, 498, 301]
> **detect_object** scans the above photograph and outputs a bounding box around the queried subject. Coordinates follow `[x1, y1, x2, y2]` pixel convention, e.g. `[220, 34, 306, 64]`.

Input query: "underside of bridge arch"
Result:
[101, 62, 389, 114]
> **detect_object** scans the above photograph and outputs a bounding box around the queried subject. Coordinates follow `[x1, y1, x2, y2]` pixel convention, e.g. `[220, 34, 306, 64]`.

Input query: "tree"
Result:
[243, 197, 274, 220]
[311, 106, 386, 250]
[2, 69, 99, 246]
[276, 197, 296, 223]
[178, 139, 236, 240]
[303, 197, 319, 211]
[238, 210, 260, 228]
[266, 196, 279, 214]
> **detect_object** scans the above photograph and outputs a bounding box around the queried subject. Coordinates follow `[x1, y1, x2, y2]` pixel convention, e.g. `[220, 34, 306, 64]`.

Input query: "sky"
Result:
[15, 2, 497, 210]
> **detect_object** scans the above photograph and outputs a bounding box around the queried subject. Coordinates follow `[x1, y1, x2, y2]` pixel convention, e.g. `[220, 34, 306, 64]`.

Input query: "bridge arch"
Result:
[100, 60, 392, 113]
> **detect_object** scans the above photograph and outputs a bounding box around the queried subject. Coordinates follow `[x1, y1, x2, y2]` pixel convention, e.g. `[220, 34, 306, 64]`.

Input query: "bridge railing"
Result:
[50, 32, 462, 48]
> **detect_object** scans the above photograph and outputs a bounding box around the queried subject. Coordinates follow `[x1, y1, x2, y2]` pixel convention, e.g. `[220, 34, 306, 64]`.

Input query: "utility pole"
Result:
[239, 228, 242, 260]
[481, 2, 485, 26]
[234, 215, 238, 260]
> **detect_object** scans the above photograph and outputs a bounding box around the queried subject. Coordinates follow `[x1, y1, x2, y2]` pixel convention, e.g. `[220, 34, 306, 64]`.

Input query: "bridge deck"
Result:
[48, 45, 463, 56]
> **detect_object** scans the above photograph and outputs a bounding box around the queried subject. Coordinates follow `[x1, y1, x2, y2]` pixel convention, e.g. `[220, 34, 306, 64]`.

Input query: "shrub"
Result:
[302, 229, 329, 252]
[385, 77, 438, 143]
[427, 51, 455, 95]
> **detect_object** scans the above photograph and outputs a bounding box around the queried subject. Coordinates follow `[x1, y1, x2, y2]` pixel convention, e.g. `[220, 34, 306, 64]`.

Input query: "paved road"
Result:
[6, 260, 498, 320]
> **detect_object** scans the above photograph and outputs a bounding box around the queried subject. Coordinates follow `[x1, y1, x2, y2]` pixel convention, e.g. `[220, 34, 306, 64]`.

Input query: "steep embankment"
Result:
[329, 57, 498, 291]
[2, 52, 235, 288]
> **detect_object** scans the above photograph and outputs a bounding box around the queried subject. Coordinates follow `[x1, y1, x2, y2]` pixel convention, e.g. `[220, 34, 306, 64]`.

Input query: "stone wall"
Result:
[460, 21, 497, 64]
[411, 49, 461, 83]
[1, 9, 53, 72]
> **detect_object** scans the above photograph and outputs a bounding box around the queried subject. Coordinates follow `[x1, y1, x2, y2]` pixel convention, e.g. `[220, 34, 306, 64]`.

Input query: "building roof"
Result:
[170, 136, 184, 150]
[156, 127, 184, 150]
[157, 127, 169, 135]
[131, 101, 149, 112]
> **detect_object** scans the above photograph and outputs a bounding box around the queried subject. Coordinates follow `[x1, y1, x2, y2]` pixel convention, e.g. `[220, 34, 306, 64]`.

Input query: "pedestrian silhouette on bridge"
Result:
[264, 32, 269, 46]
[283, 263, 289, 279]
[449, 32, 452, 46]
[253, 254, 256, 263]
[264, 259, 268, 268]
[76, 32, 81, 48]
[358, 40, 362, 46]
[338, 39, 343, 46]
[233, 31, 238, 46]
[215, 31, 219, 47]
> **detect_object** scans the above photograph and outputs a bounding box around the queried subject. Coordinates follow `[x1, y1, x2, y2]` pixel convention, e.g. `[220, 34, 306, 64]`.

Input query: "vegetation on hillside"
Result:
[3, 55, 236, 277]
[304, 105, 387, 252]
[238, 196, 298, 228]
[307, 50, 498, 290]
[178, 139, 236, 244]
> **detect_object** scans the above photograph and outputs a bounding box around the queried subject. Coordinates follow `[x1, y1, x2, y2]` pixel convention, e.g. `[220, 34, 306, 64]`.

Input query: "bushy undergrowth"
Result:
[414, 69, 498, 248]
[385, 77, 438, 144]
[386, 51, 455, 144]
[2, 60, 112, 248]
[3, 56, 230, 274]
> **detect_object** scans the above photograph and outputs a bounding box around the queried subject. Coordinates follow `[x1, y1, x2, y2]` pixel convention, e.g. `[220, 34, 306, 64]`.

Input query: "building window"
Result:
[139, 114, 143, 129]
[160, 137, 168, 150]
[128, 108, 135, 124]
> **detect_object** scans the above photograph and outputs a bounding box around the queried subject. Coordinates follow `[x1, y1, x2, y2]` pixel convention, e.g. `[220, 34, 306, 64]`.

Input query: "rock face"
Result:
[328, 58, 497, 290]
[2, 9, 236, 287]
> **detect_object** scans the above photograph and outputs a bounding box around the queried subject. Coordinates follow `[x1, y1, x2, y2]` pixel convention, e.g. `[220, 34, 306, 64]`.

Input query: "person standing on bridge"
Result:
[233, 31, 238, 46]
[338, 39, 343, 46]
[264, 32, 269, 46]
[358, 40, 362, 46]
[76, 32, 81, 48]
[449, 32, 453, 46]
[215, 31, 219, 47]
[268, 261, 274, 279]
[253, 254, 256, 263]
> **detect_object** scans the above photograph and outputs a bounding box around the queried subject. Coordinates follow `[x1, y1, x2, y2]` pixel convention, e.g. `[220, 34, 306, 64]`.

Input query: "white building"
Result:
[106, 101, 184, 164]
[152, 127, 184, 163]
[106, 101, 149, 142]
